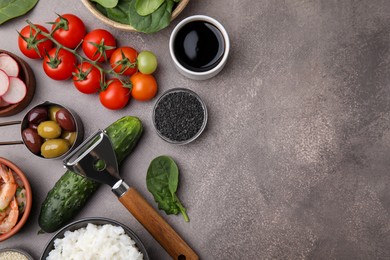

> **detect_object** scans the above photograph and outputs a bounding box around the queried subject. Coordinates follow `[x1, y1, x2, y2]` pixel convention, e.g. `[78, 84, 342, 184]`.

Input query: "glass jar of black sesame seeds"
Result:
[152, 88, 208, 144]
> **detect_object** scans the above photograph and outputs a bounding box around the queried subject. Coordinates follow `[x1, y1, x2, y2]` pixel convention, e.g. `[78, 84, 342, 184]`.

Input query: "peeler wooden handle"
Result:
[119, 187, 199, 260]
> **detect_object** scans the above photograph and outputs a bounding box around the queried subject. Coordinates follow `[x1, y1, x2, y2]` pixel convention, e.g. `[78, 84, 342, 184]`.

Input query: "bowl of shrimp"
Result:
[0, 157, 32, 242]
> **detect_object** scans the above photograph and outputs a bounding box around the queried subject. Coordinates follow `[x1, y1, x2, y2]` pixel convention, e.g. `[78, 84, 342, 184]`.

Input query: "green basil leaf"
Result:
[135, 0, 164, 16]
[146, 156, 189, 222]
[0, 0, 38, 25]
[91, 0, 118, 8]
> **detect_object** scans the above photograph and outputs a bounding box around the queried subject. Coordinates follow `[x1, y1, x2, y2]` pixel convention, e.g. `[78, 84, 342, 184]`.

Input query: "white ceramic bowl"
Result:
[169, 15, 230, 80]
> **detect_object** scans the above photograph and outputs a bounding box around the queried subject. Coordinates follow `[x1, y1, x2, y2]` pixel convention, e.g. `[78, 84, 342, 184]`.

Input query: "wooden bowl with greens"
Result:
[81, 0, 190, 33]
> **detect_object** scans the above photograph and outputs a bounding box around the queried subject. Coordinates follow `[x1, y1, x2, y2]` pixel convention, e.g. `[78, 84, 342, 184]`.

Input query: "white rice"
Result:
[46, 223, 144, 260]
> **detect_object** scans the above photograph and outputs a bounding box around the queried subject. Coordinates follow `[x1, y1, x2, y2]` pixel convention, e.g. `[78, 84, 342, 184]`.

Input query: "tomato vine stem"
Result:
[25, 20, 131, 89]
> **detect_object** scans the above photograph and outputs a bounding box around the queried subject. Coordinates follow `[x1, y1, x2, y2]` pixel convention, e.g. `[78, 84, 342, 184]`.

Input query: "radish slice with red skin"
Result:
[1, 77, 26, 104]
[0, 54, 19, 77]
[0, 97, 9, 107]
[0, 69, 10, 96]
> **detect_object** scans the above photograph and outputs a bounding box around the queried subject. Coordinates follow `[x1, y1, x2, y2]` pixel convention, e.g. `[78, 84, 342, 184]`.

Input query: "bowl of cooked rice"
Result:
[40, 217, 149, 260]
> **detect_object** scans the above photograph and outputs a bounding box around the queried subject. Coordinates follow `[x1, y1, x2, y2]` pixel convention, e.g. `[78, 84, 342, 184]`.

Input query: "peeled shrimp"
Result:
[0, 206, 11, 222]
[0, 165, 17, 210]
[0, 197, 19, 234]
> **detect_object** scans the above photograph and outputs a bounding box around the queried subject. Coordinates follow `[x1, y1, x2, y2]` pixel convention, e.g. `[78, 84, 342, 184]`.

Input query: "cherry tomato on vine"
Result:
[109, 47, 138, 76]
[18, 24, 53, 59]
[137, 51, 157, 74]
[99, 79, 131, 110]
[73, 62, 102, 94]
[51, 14, 86, 49]
[82, 29, 116, 62]
[130, 72, 158, 101]
[43, 48, 77, 80]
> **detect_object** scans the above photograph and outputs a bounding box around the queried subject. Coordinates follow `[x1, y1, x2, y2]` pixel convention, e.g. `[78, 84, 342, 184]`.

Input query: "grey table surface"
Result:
[1, 0, 390, 259]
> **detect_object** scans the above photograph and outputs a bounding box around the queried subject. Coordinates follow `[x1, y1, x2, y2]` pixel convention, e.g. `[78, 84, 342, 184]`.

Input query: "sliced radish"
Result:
[0, 97, 10, 107]
[0, 54, 19, 77]
[0, 69, 10, 96]
[1, 77, 26, 104]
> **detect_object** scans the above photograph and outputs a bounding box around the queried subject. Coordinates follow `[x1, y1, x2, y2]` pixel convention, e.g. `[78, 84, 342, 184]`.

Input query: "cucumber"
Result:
[38, 116, 143, 233]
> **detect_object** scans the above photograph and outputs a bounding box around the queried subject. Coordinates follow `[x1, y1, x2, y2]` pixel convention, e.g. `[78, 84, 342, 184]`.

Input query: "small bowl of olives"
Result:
[20, 101, 84, 159]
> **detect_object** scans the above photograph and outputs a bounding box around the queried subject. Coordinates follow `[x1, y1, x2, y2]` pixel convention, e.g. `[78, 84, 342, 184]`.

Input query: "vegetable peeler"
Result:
[63, 129, 198, 260]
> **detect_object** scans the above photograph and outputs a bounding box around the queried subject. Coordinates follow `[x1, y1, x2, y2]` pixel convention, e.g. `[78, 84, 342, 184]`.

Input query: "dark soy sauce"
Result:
[174, 21, 225, 72]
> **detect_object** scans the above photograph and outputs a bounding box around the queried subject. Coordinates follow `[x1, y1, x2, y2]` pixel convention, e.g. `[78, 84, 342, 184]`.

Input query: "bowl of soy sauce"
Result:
[169, 15, 230, 80]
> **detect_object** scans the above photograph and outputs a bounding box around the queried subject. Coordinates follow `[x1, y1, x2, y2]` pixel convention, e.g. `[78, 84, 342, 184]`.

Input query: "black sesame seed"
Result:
[154, 91, 205, 142]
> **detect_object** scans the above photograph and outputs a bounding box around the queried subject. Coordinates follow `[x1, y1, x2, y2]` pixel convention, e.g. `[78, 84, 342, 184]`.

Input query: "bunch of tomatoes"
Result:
[18, 13, 158, 110]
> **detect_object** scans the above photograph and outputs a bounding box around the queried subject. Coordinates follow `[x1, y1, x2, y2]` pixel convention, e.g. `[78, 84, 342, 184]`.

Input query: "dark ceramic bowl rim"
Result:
[0, 248, 34, 260]
[20, 101, 84, 160]
[152, 88, 208, 145]
[40, 217, 149, 260]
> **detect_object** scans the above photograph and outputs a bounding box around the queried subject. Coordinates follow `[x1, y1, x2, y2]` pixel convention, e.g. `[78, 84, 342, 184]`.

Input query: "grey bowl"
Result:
[0, 248, 34, 260]
[40, 217, 149, 260]
[152, 88, 208, 145]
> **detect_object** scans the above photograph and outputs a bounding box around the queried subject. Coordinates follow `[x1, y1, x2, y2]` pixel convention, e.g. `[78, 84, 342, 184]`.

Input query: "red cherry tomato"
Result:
[51, 14, 86, 49]
[73, 62, 102, 94]
[109, 47, 138, 76]
[130, 72, 158, 101]
[99, 79, 131, 110]
[43, 48, 77, 80]
[18, 24, 53, 59]
[82, 29, 116, 62]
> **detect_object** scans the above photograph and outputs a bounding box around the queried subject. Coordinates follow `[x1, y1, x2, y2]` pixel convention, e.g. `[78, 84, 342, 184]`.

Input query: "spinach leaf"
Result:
[93, 0, 175, 34]
[129, 0, 174, 33]
[0, 0, 38, 25]
[106, 3, 129, 22]
[94, 2, 108, 16]
[135, 0, 164, 16]
[146, 155, 189, 222]
[91, 0, 118, 8]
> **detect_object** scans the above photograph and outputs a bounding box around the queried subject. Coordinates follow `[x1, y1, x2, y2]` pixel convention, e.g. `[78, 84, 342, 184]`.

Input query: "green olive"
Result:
[61, 131, 77, 145]
[48, 105, 62, 121]
[37, 121, 62, 139]
[41, 139, 70, 158]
